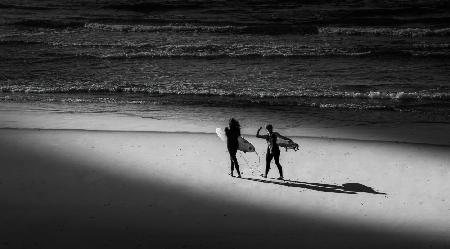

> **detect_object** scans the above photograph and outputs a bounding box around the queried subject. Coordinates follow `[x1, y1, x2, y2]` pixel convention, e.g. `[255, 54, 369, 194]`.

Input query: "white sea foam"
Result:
[2, 85, 448, 101]
[319, 27, 450, 37]
[84, 23, 237, 33]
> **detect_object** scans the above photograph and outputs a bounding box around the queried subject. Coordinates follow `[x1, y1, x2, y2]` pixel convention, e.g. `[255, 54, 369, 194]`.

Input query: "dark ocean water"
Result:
[0, 0, 449, 133]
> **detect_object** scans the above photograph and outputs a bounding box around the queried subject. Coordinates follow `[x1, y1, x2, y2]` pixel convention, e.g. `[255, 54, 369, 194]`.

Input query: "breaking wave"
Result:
[43, 50, 449, 59]
[93, 46, 374, 58]
[85, 23, 318, 35]
[84, 23, 237, 33]
[2, 87, 449, 113]
[8, 19, 450, 38]
[8, 20, 318, 35]
[319, 27, 450, 37]
[1, 85, 448, 102]
[1, 39, 449, 58]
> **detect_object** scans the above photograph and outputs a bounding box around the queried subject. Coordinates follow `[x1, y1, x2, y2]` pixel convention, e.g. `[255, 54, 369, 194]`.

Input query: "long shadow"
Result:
[1, 130, 442, 249]
[241, 177, 386, 195]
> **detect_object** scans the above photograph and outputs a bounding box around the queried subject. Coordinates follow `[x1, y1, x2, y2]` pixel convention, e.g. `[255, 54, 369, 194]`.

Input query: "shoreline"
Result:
[1, 126, 450, 147]
[1, 102, 450, 146]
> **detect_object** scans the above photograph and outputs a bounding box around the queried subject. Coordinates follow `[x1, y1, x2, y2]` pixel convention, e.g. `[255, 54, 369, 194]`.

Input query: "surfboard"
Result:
[277, 138, 299, 151]
[238, 136, 256, 152]
[216, 128, 226, 141]
[216, 128, 256, 153]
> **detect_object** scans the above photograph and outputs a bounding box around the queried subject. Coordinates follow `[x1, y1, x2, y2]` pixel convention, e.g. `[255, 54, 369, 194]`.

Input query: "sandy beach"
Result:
[1, 1, 450, 248]
[1, 124, 448, 248]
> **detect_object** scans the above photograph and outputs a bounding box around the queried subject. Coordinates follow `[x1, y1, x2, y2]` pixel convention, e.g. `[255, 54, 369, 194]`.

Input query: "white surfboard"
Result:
[216, 128, 226, 141]
[216, 128, 255, 153]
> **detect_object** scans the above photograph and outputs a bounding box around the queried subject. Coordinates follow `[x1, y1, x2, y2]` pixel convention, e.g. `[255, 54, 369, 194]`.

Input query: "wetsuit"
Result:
[225, 127, 241, 176]
[265, 132, 283, 178]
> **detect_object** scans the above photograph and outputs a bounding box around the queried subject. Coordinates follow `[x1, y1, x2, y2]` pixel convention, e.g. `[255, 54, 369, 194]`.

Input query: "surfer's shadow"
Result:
[241, 177, 386, 195]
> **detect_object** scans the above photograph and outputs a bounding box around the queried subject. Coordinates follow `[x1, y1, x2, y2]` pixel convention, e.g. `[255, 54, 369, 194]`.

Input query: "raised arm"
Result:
[256, 127, 268, 139]
[274, 132, 292, 141]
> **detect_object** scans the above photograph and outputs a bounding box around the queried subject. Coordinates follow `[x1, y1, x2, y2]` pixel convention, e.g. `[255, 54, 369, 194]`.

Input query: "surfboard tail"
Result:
[216, 128, 226, 141]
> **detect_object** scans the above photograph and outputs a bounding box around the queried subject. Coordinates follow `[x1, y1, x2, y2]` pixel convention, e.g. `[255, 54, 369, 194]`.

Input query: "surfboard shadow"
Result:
[241, 177, 386, 195]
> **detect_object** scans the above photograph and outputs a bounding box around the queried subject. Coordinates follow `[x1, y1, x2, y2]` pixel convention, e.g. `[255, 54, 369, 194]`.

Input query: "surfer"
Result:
[256, 124, 292, 180]
[225, 118, 242, 178]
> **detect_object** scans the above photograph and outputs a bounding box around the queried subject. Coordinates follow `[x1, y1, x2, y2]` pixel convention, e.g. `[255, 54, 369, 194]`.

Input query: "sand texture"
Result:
[0, 128, 449, 249]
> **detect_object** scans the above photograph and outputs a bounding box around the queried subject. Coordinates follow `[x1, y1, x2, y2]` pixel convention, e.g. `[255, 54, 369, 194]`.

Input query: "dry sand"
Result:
[0, 127, 448, 249]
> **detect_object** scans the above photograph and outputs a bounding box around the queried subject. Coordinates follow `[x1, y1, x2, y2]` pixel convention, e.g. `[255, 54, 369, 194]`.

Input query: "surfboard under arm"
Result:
[216, 128, 255, 153]
[277, 138, 300, 151]
[216, 128, 226, 141]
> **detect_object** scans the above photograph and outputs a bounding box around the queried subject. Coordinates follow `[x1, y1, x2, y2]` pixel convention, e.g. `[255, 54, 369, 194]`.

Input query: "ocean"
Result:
[1, 0, 449, 142]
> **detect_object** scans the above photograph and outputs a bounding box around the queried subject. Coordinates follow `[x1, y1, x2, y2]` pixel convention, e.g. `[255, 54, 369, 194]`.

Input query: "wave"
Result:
[319, 27, 450, 37]
[8, 20, 318, 35]
[2, 87, 449, 115]
[1, 40, 448, 58]
[0, 39, 151, 48]
[0, 94, 395, 111]
[0, 44, 375, 59]
[8, 19, 450, 38]
[2, 85, 448, 101]
[85, 22, 318, 35]
[45, 51, 372, 60]
[84, 22, 238, 33]
[11, 20, 85, 29]
[49, 49, 450, 59]
[94, 47, 374, 59]
[412, 43, 450, 49]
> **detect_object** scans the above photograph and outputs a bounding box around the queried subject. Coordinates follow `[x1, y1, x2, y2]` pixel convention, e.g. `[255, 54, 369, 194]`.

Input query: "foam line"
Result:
[1, 127, 449, 147]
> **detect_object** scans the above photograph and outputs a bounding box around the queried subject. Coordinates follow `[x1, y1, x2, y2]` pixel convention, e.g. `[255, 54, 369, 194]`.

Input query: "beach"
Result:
[1, 1, 450, 248]
[1, 107, 449, 249]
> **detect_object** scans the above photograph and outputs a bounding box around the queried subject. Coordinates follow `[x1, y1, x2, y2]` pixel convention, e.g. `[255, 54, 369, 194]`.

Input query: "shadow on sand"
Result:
[6, 130, 445, 249]
[241, 177, 386, 195]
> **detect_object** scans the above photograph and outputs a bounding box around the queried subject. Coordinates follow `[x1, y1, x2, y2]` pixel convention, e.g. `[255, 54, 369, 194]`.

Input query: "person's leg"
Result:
[265, 149, 273, 178]
[274, 152, 283, 179]
[230, 150, 241, 177]
[229, 154, 235, 176]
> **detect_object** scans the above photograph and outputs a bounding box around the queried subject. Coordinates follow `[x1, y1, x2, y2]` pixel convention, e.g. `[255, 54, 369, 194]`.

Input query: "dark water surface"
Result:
[1, 0, 449, 134]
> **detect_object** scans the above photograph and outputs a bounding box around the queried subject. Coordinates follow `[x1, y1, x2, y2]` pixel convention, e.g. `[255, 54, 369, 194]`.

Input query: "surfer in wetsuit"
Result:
[256, 124, 292, 180]
[225, 118, 242, 178]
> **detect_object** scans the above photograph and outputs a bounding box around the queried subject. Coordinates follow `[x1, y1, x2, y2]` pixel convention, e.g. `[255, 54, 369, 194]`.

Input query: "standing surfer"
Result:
[225, 118, 242, 178]
[256, 124, 292, 180]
